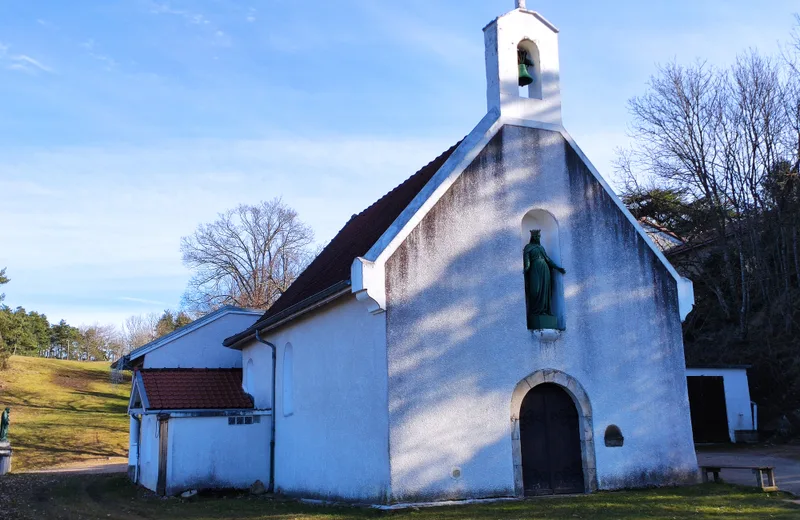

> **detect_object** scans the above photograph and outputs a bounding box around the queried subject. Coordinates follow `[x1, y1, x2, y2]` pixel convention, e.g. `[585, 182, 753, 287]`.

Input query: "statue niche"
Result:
[523, 229, 565, 330]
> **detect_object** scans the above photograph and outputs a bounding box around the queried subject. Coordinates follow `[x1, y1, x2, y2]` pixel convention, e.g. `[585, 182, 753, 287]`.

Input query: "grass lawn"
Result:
[0, 473, 797, 520]
[0, 355, 130, 471]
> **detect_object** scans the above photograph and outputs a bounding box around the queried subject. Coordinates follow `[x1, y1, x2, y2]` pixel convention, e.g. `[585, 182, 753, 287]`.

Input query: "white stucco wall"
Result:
[242, 340, 274, 409]
[165, 415, 271, 495]
[242, 295, 390, 502]
[142, 312, 259, 369]
[384, 125, 698, 501]
[686, 368, 753, 442]
[137, 414, 160, 492]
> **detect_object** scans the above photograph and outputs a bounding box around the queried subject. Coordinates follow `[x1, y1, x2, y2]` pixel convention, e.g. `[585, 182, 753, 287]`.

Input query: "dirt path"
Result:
[26, 457, 127, 475]
[696, 445, 800, 496]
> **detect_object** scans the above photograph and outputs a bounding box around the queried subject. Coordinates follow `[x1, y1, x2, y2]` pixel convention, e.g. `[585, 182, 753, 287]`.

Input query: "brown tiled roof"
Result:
[139, 368, 253, 410]
[224, 140, 462, 347]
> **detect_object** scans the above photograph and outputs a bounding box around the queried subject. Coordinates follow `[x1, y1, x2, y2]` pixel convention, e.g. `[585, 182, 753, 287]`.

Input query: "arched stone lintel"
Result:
[510, 369, 598, 495]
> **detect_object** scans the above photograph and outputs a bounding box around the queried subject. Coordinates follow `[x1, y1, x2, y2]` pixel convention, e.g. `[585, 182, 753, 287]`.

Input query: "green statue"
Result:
[523, 230, 565, 330]
[0, 407, 9, 443]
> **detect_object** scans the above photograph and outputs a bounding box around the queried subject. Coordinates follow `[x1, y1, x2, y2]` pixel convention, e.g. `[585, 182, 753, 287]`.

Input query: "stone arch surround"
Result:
[510, 369, 598, 495]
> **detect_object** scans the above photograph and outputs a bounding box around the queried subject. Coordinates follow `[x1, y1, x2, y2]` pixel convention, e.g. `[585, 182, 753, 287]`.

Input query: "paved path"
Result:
[696, 445, 800, 496]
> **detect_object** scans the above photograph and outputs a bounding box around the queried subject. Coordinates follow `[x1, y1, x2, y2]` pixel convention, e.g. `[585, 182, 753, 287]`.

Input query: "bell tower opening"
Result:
[484, 1, 562, 125]
[517, 40, 542, 100]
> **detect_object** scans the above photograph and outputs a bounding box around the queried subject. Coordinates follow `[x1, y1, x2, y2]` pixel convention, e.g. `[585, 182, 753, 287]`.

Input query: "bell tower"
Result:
[484, 0, 562, 126]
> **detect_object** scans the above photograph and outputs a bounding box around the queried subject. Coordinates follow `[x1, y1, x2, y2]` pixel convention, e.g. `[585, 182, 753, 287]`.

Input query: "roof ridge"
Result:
[223, 139, 464, 347]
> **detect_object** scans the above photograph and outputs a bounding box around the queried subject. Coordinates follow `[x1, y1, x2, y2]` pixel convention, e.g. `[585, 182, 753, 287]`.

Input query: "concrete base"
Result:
[734, 430, 760, 444]
[0, 443, 12, 476]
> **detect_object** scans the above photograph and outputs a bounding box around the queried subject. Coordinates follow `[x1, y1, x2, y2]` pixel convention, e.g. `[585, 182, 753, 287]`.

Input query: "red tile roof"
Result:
[224, 141, 462, 347]
[139, 369, 253, 410]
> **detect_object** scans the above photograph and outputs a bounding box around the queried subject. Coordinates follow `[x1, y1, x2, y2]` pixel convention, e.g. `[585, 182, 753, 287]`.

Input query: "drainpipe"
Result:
[254, 329, 277, 494]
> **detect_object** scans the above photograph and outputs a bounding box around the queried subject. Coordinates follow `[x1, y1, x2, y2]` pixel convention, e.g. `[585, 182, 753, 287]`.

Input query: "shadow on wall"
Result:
[384, 126, 690, 499]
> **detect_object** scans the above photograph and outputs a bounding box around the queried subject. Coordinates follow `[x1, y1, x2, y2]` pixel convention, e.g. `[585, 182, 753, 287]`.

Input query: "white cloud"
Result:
[119, 296, 169, 306]
[150, 2, 210, 26]
[8, 54, 53, 74]
[80, 39, 117, 69]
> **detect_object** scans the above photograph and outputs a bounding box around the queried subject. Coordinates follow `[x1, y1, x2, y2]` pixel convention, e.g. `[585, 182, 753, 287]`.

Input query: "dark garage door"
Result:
[687, 376, 729, 443]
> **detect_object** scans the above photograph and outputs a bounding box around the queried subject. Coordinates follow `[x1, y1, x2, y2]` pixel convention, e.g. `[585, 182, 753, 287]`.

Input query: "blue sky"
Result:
[0, 0, 796, 327]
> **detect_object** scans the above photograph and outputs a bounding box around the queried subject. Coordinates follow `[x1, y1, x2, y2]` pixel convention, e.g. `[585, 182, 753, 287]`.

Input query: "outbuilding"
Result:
[128, 368, 272, 495]
[112, 306, 261, 371]
[686, 366, 756, 443]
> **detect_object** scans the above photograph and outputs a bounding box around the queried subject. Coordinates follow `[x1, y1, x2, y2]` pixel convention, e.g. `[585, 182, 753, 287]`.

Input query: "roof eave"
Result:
[223, 280, 353, 349]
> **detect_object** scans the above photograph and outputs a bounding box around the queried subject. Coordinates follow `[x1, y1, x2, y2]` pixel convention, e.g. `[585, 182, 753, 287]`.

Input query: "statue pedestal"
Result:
[531, 329, 562, 344]
[0, 442, 11, 476]
[528, 315, 558, 330]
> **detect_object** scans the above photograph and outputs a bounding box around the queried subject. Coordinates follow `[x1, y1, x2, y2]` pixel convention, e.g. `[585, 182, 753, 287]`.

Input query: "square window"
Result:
[253, 416, 261, 424]
[228, 417, 235, 425]
[244, 416, 253, 425]
[236, 417, 244, 425]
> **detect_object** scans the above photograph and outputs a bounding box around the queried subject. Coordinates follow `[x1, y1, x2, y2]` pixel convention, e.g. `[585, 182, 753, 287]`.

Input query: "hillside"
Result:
[0, 356, 130, 471]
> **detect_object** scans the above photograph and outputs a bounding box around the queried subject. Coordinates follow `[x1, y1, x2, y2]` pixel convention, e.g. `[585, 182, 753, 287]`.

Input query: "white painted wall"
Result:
[242, 295, 390, 502]
[241, 340, 274, 409]
[165, 415, 271, 495]
[686, 368, 753, 442]
[137, 414, 160, 492]
[384, 125, 698, 501]
[143, 312, 259, 369]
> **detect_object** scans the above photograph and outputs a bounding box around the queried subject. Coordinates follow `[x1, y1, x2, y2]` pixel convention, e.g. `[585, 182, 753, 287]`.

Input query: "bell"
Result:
[518, 63, 534, 87]
[517, 50, 534, 87]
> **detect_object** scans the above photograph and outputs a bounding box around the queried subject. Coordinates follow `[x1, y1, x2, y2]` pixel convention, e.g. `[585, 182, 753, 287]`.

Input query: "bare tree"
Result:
[180, 199, 314, 312]
[78, 324, 124, 361]
[617, 31, 800, 424]
[122, 313, 159, 353]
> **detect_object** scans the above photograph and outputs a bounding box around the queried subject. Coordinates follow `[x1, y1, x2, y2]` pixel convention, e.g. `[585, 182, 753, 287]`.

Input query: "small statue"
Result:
[523, 230, 565, 330]
[0, 408, 9, 443]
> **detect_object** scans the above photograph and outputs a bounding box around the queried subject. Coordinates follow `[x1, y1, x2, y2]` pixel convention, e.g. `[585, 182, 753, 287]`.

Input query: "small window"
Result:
[605, 425, 624, 447]
[236, 417, 244, 425]
[244, 358, 254, 394]
[228, 417, 235, 425]
[244, 416, 253, 425]
[253, 416, 261, 424]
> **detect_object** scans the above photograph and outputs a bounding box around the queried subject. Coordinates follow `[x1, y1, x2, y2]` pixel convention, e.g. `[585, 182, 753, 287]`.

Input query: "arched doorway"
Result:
[519, 383, 584, 495]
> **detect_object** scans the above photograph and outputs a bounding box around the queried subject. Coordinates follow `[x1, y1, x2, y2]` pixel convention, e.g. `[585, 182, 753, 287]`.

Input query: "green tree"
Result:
[50, 319, 80, 360]
[155, 309, 193, 337]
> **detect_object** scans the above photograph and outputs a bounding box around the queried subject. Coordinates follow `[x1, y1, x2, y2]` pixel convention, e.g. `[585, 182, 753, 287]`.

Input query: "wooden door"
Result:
[687, 376, 729, 443]
[156, 418, 169, 495]
[520, 383, 584, 495]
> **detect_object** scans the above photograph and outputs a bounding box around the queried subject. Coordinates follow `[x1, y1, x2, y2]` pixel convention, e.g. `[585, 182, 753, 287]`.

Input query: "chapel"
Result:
[128, 1, 700, 502]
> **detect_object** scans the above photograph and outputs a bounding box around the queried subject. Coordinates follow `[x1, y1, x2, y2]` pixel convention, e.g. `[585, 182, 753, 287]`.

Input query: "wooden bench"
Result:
[700, 465, 778, 492]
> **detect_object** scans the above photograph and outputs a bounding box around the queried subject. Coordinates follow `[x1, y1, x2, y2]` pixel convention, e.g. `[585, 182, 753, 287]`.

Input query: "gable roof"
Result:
[223, 141, 462, 347]
[112, 306, 261, 370]
[226, 113, 695, 349]
[137, 368, 253, 410]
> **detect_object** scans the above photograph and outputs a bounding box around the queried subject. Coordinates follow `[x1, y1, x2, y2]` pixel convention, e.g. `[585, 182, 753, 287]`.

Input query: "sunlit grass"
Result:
[1, 473, 796, 520]
[0, 355, 130, 471]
